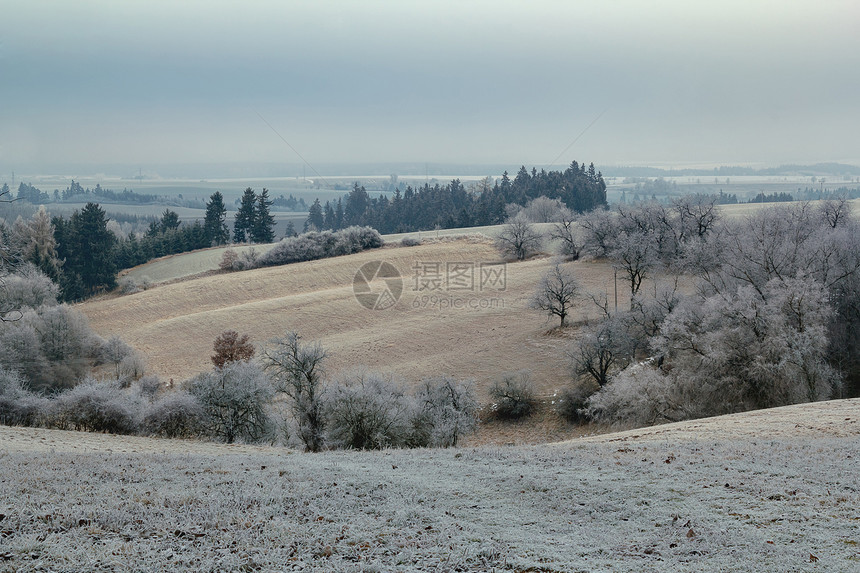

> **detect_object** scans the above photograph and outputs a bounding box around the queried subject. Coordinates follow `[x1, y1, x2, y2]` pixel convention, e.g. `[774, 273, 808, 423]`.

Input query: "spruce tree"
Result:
[234, 187, 256, 243]
[305, 198, 324, 231]
[204, 191, 230, 245]
[251, 188, 275, 244]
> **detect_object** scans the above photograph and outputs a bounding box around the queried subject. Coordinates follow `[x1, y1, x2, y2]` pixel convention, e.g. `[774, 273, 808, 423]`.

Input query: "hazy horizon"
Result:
[2, 1, 859, 178]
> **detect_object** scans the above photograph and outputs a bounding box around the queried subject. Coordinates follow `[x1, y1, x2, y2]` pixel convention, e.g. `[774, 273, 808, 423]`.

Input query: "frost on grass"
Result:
[0, 430, 857, 572]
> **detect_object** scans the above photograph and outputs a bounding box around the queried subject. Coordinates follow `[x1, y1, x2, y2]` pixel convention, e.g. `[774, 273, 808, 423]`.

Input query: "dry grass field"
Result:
[81, 237, 614, 408]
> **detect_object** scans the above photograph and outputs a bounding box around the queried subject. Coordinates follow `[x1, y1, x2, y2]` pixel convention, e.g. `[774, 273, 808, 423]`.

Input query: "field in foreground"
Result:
[1, 399, 858, 572]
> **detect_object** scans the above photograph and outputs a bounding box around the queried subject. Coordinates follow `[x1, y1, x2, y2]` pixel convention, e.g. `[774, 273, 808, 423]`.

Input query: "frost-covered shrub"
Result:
[143, 391, 203, 438]
[325, 371, 415, 450]
[1, 304, 104, 394]
[489, 371, 536, 420]
[189, 361, 274, 444]
[0, 367, 49, 427]
[256, 226, 383, 268]
[553, 383, 595, 424]
[117, 275, 141, 294]
[412, 376, 478, 447]
[0, 264, 59, 310]
[135, 375, 162, 399]
[400, 236, 422, 247]
[49, 380, 141, 434]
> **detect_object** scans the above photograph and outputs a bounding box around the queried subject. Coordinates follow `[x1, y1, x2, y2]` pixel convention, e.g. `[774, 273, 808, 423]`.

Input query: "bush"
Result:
[553, 384, 595, 424]
[488, 371, 536, 420]
[400, 236, 422, 247]
[189, 361, 274, 444]
[412, 376, 478, 447]
[0, 367, 49, 427]
[143, 391, 203, 438]
[49, 380, 141, 434]
[219, 248, 239, 271]
[325, 371, 415, 450]
[0, 264, 59, 310]
[256, 226, 383, 268]
[117, 276, 141, 294]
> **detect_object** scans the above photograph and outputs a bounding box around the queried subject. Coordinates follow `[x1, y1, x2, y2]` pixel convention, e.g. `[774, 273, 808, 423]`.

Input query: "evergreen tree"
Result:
[159, 209, 180, 232]
[251, 188, 275, 244]
[234, 187, 257, 243]
[335, 198, 344, 230]
[305, 198, 324, 231]
[55, 202, 117, 299]
[323, 201, 335, 230]
[204, 191, 230, 246]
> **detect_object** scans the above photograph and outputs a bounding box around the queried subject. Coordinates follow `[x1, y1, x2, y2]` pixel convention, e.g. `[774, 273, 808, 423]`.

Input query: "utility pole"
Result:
[614, 267, 618, 312]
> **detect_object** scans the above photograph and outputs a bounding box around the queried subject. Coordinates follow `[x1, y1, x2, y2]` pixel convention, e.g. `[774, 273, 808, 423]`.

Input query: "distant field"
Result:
[120, 224, 554, 285]
[1, 398, 857, 571]
[80, 238, 613, 411]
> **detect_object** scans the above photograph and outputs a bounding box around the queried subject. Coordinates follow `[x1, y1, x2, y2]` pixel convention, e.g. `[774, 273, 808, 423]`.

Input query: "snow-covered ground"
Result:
[1, 399, 858, 571]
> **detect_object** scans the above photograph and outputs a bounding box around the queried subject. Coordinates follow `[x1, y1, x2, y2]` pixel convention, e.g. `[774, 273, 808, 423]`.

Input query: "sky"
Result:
[1, 0, 859, 175]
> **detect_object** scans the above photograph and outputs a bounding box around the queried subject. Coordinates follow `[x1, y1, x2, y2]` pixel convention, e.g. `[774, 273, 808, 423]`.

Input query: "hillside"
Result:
[1, 399, 857, 571]
[79, 237, 614, 403]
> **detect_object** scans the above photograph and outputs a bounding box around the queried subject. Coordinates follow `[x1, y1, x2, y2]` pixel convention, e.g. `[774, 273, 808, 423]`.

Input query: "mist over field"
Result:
[2, 0, 859, 177]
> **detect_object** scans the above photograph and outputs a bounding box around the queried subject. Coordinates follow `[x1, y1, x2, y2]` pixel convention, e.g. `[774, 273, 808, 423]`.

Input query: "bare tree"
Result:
[530, 261, 580, 327]
[189, 361, 274, 444]
[611, 231, 658, 300]
[521, 196, 571, 223]
[550, 215, 585, 260]
[819, 197, 850, 229]
[578, 208, 616, 258]
[672, 194, 721, 241]
[496, 213, 542, 261]
[101, 335, 133, 379]
[570, 315, 636, 388]
[413, 376, 478, 447]
[261, 331, 327, 452]
[488, 371, 536, 419]
[324, 370, 414, 450]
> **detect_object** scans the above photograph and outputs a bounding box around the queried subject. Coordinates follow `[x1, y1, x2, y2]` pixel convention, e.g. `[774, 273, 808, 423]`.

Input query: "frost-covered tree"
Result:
[412, 376, 478, 447]
[325, 371, 414, 450]
[496, 213, 542, 261]
[550, 214, 585, 261]
[189, 361, 274, 443]
[261, 331, 327, 452]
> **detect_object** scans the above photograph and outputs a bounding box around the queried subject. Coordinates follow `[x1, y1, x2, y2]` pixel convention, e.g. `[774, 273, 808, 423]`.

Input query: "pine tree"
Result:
[323, 201, 335, 230]
[234, 187, 256, 243]
[305, 198, 324, 231]
[204, 191, 230, 246]
[335, 198, 344, 230]
[57, 202, 117, 299]
[251, 188, 275, 244]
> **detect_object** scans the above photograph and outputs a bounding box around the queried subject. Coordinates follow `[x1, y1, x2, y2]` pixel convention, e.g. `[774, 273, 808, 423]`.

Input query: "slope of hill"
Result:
[79, 238, 615, 401]
[1, 398, 857, 571]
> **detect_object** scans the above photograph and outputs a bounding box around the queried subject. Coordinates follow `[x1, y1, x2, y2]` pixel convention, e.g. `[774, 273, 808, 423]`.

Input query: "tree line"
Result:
[305, 161, 607, 234]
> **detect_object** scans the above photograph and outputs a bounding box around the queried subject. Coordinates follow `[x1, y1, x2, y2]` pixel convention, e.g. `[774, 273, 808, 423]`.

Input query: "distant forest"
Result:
[3, 180, 307, 212]
[305, 162, 607, 233]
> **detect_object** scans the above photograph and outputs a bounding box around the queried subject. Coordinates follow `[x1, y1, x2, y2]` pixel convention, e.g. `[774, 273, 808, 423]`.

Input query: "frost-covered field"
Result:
[1, 400, 859, 572]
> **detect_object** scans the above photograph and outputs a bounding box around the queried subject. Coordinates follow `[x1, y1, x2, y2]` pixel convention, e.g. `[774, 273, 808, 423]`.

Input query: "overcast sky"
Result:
[2, 0, 859, 174]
